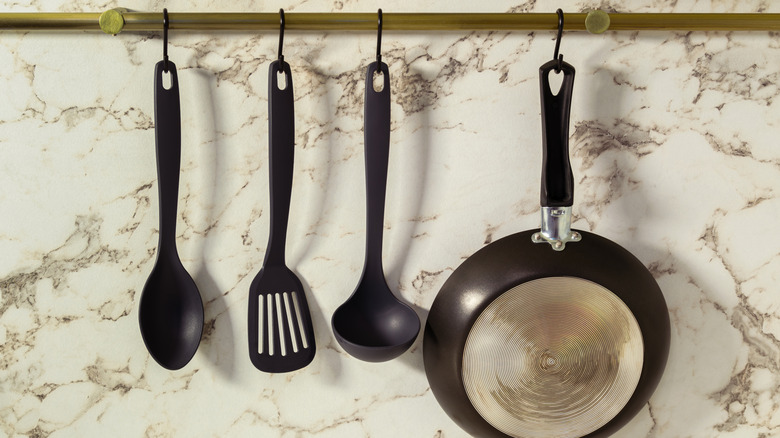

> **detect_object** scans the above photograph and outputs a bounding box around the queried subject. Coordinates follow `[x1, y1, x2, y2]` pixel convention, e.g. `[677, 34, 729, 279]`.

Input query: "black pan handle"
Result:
[263, 60, 296, 267]
[539, 59, 575, 207]
[154, 60, 181, 256]
[364, 61, 391, 276]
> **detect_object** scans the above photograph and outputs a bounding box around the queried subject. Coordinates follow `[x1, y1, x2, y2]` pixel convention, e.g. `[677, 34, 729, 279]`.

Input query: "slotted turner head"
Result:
[248, 265, 315, 372]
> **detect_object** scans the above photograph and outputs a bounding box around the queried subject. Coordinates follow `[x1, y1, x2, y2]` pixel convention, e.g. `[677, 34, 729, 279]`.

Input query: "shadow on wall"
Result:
[188, 67, 235, 380]
[384, 61, 435, 374]
[287, 58, 342, 382]
[575, 62, 747, 437]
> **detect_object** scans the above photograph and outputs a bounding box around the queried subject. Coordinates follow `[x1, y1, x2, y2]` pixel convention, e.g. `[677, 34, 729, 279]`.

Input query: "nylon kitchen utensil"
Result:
[331, 60, 421, 362]
[247, 58, 316, 373]
[138, 56, 205, 370]
[422, 55, 670, 438]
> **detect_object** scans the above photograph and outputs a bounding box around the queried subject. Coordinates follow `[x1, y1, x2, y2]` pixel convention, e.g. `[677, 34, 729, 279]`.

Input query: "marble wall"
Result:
[1, 0, 779, 437]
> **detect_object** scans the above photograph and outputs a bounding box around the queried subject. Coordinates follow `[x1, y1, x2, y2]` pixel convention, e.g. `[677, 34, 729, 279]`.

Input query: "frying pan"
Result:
[423, 59, 670, 438]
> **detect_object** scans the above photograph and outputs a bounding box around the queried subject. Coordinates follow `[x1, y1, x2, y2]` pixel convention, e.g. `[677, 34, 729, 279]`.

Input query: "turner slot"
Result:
[258, 297, 264, 354]
[267, 294, 274, 356]
[275, 293, 286, 356]
[283, 292, 299, 353]
[291, 291, 308, 349]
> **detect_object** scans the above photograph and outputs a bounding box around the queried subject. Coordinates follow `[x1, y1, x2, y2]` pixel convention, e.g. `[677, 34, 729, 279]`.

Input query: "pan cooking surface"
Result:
[462, 277, 644, 438]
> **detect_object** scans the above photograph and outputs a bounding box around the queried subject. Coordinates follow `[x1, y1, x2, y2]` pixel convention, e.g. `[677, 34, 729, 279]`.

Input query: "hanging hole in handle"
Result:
[161, 70, 173, 90]
[276, 70, 287, 90]
[547, 69, 564, 96]
[372, 70, 384, 92]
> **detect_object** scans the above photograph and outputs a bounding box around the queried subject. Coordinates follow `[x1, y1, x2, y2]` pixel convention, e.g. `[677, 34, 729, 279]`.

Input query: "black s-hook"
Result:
[278, 9, 285, 62]
[552, 8, 564, 72]
[162, 8, 170, 72]
[376, 9, 383, 65]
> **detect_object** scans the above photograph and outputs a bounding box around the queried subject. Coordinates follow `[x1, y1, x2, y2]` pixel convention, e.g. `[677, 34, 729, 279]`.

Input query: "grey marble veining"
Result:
[1, 1, 780, 437]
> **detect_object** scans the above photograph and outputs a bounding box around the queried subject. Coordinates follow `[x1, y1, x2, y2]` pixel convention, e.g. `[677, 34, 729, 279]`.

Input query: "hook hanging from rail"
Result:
[162, 8, 170, 72]
[552, 9, 564, 72]
[376, 9, 383, 65]
[278, 9, 285, 62]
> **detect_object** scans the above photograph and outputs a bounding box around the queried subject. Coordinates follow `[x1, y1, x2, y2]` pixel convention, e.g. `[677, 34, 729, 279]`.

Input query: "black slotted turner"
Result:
[247, 60, 315, 372]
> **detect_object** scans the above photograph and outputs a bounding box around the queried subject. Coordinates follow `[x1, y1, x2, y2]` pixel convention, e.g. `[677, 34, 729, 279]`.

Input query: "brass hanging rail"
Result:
[0, 10, 779, 35]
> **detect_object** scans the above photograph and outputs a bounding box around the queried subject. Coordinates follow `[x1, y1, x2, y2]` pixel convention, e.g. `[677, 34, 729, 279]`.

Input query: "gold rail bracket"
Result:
[99, 8, 127, 35]
[585, 9, 610, 34]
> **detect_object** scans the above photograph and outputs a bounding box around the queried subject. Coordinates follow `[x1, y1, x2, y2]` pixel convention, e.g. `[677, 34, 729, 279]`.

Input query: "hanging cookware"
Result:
[247, 10, 316, 373]
[331, 11, 421, 362]
[246, 62, 316, 373]
[139, 10, 205, 370]
[422, 51, 670, 437]
[330, 58, 420, 362]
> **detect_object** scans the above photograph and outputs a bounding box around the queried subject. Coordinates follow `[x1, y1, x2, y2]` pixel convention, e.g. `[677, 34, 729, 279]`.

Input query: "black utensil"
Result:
[331, 62, 421, 362]
[247, 60, 316, 373]
[139, 60, 205, 370]
[423, 59, 670, 438]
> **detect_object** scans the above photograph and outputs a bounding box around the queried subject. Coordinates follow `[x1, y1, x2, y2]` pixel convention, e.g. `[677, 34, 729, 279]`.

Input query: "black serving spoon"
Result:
[138, 60, 204, 370]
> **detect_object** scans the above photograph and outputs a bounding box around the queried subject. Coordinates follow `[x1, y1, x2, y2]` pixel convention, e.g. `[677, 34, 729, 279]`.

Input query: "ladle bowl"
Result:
[332, 272, 420, 362]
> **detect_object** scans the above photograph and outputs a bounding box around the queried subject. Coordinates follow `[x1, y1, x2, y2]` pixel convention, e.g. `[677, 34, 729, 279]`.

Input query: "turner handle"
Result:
[264, 60, 296, 266]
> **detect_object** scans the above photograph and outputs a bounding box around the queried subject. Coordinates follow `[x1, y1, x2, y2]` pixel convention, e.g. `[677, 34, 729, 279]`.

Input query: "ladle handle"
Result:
[539, 59, 575, 208]
[364, 61, 391, 275]
[264, 60, 295, 266]
[154, 60, 182, 255]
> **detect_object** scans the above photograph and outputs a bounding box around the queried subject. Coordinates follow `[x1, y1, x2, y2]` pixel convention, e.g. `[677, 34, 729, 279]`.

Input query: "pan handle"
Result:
[534, 59, 581, 251]
[539, 59, 575, 207]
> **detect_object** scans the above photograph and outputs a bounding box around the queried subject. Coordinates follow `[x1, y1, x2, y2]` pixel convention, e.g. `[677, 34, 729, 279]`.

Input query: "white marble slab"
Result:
[1, 0, 780, 437]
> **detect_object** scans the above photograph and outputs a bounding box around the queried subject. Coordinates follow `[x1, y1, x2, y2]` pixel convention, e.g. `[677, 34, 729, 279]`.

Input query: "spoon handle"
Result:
[363, 61, 391, 276]
[264, 60, 295, 266]
[154, 61, 181, 255]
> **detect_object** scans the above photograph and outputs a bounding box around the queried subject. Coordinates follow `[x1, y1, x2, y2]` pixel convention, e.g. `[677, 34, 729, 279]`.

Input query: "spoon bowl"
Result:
[332, 274, 420, 362]
[139, 253, 204, 370]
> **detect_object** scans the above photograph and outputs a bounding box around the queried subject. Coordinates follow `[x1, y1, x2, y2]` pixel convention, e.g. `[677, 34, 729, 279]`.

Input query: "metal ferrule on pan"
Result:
[532, 206, 582, 251]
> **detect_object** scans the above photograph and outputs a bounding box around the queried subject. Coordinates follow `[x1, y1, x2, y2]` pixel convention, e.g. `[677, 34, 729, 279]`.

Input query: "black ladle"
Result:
[139, 60, 204, 370]
[331, 62, 421, 362]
